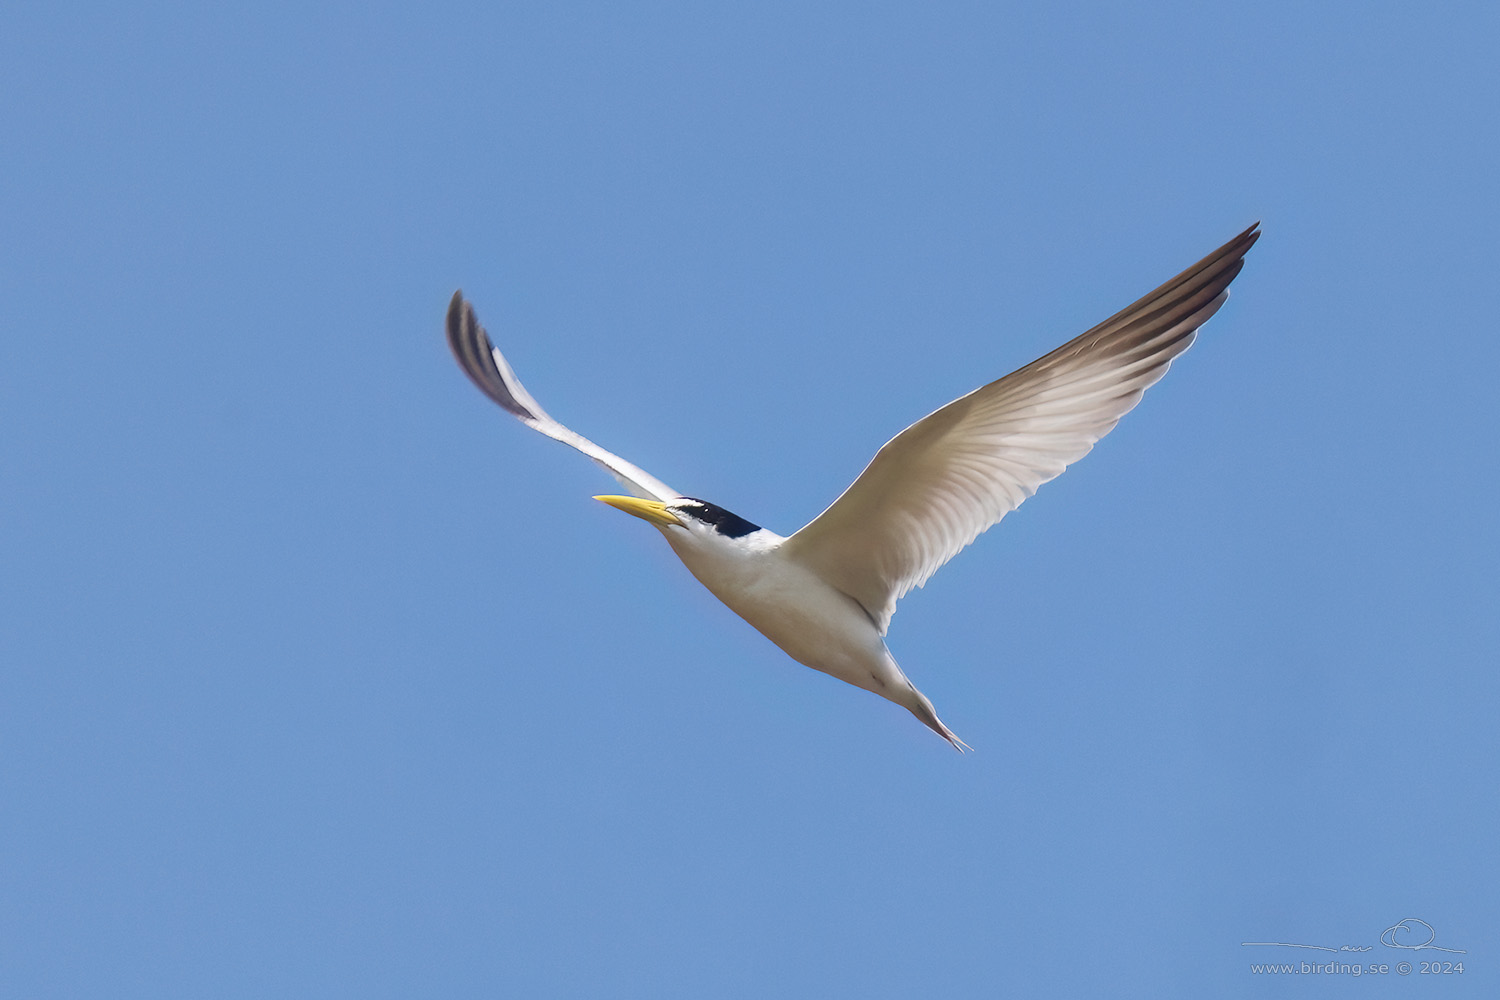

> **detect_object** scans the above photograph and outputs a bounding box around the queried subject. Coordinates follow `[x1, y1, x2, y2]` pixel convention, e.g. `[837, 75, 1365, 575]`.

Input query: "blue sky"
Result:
[3, 2, 1496, 996]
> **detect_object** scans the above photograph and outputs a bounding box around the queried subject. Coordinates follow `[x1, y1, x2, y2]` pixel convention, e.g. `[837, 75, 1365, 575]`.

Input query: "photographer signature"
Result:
[1242, 918, 1466, 955]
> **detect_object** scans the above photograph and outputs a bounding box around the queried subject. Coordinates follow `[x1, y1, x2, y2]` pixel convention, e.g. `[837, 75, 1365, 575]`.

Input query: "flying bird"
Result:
[447, 223, 1259, 750]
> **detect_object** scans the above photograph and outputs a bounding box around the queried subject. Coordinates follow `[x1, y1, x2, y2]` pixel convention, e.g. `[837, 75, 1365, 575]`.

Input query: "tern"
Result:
[447, 223, 1259, 750]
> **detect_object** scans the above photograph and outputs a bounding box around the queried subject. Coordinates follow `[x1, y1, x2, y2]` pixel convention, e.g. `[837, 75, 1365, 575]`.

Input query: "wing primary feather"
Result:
[445, 292, 547, 422]
[445, 291, 679, 501]
[782, 224, 1259, 632]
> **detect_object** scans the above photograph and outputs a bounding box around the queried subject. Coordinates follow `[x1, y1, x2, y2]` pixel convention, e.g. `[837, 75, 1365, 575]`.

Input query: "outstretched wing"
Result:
[782, 223, 1260, 634]
[446, 291, 679, 501]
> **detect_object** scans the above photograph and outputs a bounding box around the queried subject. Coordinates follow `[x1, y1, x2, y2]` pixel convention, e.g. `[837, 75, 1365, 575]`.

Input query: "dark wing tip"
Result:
[1234, 220, 1261, 256]
[1011, 222, 1260, 378]
[444, 288, 474, 361]
[447, 288, 467, 332]
[444, 291, 539, 422]
[1093, 221, 1261, 340]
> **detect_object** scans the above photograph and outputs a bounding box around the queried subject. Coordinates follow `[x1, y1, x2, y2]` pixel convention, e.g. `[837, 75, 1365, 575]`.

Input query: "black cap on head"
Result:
[675, 498, 761, 538]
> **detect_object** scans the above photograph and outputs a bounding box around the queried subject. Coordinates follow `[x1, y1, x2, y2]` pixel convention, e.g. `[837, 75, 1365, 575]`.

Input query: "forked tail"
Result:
[903, 681, 972, 753]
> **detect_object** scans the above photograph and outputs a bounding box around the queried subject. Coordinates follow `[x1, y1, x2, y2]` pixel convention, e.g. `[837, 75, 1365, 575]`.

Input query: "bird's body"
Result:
[447, 224, 1260, 750]
[654, 511, 956, 744]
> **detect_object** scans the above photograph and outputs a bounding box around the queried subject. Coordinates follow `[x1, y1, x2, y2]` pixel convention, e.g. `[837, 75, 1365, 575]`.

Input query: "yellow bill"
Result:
[593, 495, 683, 528]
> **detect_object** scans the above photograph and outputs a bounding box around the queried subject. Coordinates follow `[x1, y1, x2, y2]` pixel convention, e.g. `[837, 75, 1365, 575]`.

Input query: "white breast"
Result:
[664, 528, 903, 697]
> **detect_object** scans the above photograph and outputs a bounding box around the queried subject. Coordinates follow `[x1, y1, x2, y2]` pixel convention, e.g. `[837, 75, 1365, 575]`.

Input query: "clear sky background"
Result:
[3, 2, 1496, 997]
